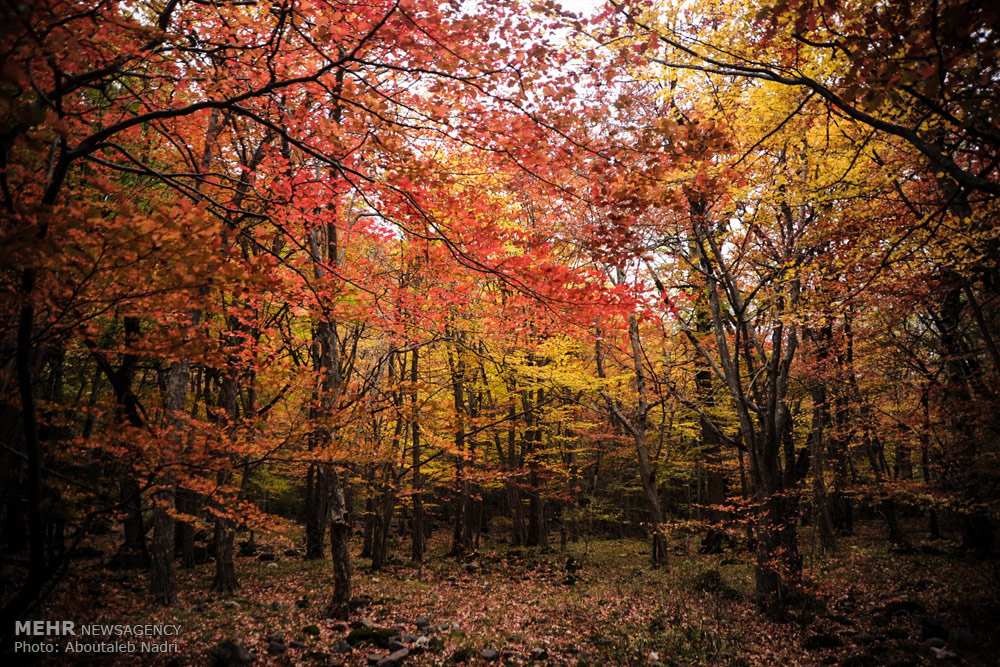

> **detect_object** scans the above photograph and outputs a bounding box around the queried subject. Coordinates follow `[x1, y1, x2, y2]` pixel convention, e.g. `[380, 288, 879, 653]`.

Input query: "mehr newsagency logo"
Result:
[13, 620, 181, 656]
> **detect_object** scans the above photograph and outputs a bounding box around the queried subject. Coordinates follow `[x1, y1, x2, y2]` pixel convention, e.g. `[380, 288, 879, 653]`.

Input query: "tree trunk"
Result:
[371, 472, 396, 570]
[326, 467, 352, 619]
[410, 348, 425, 562]
[176, 488, 197, 569]
[920, 383, 941, 538]
[305, 462, 329, 559]
[211, 510, 238, 595]
[150, 485, 177, 603]
[809, 381, 836, 551]
[118, 475, 149, 568]
[151, 357, 191, 604]
[447, 339, 471, 555]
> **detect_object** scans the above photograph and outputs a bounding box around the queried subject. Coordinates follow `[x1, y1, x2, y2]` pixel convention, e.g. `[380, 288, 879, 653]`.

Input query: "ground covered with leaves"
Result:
[31, 523, 1000, 666]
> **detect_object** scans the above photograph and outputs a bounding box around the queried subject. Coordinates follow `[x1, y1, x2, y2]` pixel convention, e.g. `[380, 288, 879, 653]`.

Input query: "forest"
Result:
[0, 0, 998, 664]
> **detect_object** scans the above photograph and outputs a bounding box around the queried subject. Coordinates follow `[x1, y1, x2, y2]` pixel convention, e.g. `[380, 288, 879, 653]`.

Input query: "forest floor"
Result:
[18, 520, 1000, 666]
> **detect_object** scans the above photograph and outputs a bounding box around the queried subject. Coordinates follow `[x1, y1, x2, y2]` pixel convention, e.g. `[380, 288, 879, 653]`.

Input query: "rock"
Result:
[401, 634, 417, 643]
[464, 562, 480, 573]
[360, 618, 379, 629]
[290, 641, 307, 649]
[565, 557, 581, 572]
[387, 640, 406, 652]
[804, 633, 843, 650]
[268, 641, 287, 655]
[223, 601, 241, 610]
[929, 647, 958, 660]
[368, 654, 385, 665]
[377, 648, 409, 666]
[209, 640, 258, 666]
[347, 627, 397, 649]
[481, 648, 500, 662]
[303, 625, 321, 637]
[883, 598, 927, 617]
[266, 562, 278, 569]
[852, 633, 876, 645]
[266, 633, 284, 644]
[296, 596, 310, 609]
[920, 618, 948, 641]
[451, 646, 474, 663]
[238, 541, 258, 557]
[414, 615, 431, 630]
[530, 647, 549, 661]
[284, 549, 301, 558]
[924, 638, 947, 649]
[333, 641, 352, 654]
[270, 602, 287, 612]
[303, 650, 333, 663]
[415, 637, 430, 650]
[257, 551, 276, 562]
[648, 651, 660, 662]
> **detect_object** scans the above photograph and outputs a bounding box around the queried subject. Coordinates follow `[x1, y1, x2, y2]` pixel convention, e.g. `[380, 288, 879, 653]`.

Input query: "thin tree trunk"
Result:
[809, 387, 836, 551]
[920, 383, 941, 538]
[447, 338, 470, 555]
[411, 348, 425, 563]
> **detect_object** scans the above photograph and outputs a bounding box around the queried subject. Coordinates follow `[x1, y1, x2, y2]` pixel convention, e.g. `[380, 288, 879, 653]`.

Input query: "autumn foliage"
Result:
[1, 0, 998, 662]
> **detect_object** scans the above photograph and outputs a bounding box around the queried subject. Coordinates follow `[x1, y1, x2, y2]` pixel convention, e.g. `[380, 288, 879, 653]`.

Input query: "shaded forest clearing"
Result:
[34, 521, 1000, 666]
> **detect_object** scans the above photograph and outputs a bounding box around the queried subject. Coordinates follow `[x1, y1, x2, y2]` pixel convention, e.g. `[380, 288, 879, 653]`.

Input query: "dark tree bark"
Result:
[447, 336, 471, 555]
[410, 348, 425, 563]
[305, 462, 329, 559]
[919, 383, 941, 538]
[808, 385, 836, 552]
[326, 467, 352, 619]
[117, 475, 149, 569]
[176, 488, 198, 569]
[211, 509, 238, 595]
[151, 356, 192, 605]
[807, 324, 837, 552]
